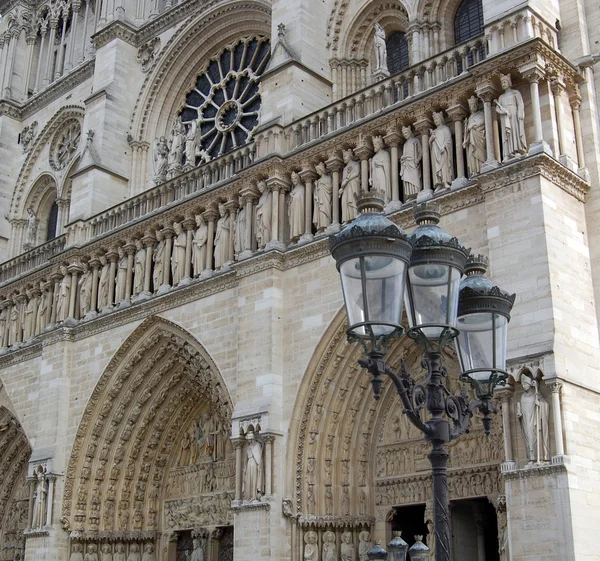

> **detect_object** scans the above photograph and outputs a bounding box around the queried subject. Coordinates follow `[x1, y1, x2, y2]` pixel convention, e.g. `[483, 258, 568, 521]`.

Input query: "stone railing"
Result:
[0, 38, 586, 354]
[0, 235, 67, 285]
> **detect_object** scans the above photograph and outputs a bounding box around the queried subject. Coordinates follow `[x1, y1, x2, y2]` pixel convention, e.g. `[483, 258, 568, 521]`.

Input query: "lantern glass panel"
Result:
[405, 263, 461, 339]
[456, 312, 508, 379]
[340, 255, 407, 337]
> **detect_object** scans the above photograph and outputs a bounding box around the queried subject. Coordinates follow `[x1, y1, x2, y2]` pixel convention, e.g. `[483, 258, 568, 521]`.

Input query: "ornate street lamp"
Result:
[408, 536, 430, 561]
[329, 197, 515, 561]
[367, 541, 388, 560]
[387, 531, 409, 561]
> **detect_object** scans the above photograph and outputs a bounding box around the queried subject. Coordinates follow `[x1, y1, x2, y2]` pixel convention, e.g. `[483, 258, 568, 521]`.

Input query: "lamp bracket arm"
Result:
[447, 389, 473, 440]
[384, 362, 429, 435]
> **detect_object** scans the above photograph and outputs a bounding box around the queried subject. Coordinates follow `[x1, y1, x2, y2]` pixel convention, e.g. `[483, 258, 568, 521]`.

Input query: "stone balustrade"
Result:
[0, 38, 586, 355]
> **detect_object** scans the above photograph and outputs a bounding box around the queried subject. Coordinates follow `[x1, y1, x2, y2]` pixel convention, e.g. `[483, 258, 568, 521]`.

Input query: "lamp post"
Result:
[329, 193, 515, 561]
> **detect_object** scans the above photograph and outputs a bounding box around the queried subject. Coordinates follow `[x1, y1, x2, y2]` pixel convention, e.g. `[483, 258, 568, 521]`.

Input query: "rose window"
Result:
[179, 36, 270, 163]
[50, 119, 81, 171]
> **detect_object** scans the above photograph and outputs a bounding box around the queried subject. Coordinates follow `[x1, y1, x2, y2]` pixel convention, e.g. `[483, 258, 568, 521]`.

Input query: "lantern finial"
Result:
[465, 253, 488, 276]
[356, 189, 385, 213]
[413, 202, 440, 225]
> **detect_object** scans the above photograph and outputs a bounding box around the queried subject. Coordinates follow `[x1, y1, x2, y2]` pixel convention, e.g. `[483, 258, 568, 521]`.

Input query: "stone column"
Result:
[547, 380, 565, 462]
[23, 34, 37, 99]
[181, 218, 195, 284]
[239, 185, 259, 259]
[89, 257, 100, 315]
[3, 29, 19, 98]
[497, 387, 516, 471]
[447, 103, 469, 189]
[80, 0, 91, 62]
[550, 78, 571, 168]
[49, 272, 62, 325]
[45, 474, 56, 526]
[44, 18, 58, 86]
[409, 23, 421, 65]
[107, 250, 118, 306]
[354, 143, 372, 194]
[521, 66, 552, 156]
[383, 128, 402, 210]
[67, 264, 82, 321]
[203, 209, 219, 273]
[414, 117, 433, 199]
[326, 153, 343, 231]
[65, 1, 81, 71]
[27, 477, 36, 529]
[34, 25, 48, 93]
[265, 175, 288, 251]
[232, 438, 244, 505]
[141, 234, 156, 296]
[299, 167, 317, 244]
[569, 87, 590, 181]
[0, 35, 6, 95]
[161, 227, 174, 290]
[124, 243, 136, 302]
[263, 435, 274, 497]
[55, 8, 69, 78]
[476, 83, 500, 171]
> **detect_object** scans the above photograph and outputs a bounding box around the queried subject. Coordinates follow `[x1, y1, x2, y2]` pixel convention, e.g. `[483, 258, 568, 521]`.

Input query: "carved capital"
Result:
[546, 380, 563, 394]
[413, 117, 433, 135]
[475, 80, 498, 102]
[383, 127, 402, 147]
[202, 209, 220, 223]
[223, 199, 239, 214]
[298, 165, 318, 183]
[325, 153, 344, 173]
[446, 103, 468, 121]
[550, 78, 566, 97]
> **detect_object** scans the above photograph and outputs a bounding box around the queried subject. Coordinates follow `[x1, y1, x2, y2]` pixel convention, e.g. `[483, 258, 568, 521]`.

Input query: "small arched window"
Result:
[46, 200, 58, 241]
[454, 0, 484, 44]
[386, 31, 409, 75]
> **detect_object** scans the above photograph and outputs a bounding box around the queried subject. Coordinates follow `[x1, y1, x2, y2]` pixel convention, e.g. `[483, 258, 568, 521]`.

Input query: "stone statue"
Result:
[214, 204, 231, 269]
[255, 181, 272, 248]
[133, 240, 146, 295]
[313, 162, 332, 231]
[153, 136, 169, 184]
[426, 519, 436, 561]
[234, 197, 246, 258]
[429, 111, 454, 189]
[84, 544, 98, 561]
[168, 116, 186, 173]
[126, 544, 141, 561]
[190, 539, 204, 561]
[340, 149, 361, 222]
[303, 531, 317, 561]
[495, 73, 527, 160]
[37, 284, 51, 334]
[370, 135, 392, 203]
[341, 486, 350, 515]
[171, 222, 187, 285]
[359, 531, 372, 561]
[400, 125, 422, 199]
[325, 485, 333, 515]
[322, 531, 336, 561]
[497, 499, 508, 561]
[243, 431, 263, 501]
[25, 207, 38, 246]
[463, 95, 486, 176]
[152, 231, 165, 291]
[113, 544, 126, 561]
[0, 305, 7, 347]
[115, 247, 128, 303]
[101, 544, 112, 561]
[141, 544, 155, 561]
[98, 255, 110, 311]
[373, 23, 388, 71]
[185, 120, 198, 167]
[192, 214, 208, 275]
[56, 265, 71, 322]
[69, 544, 84, 561]
[517, 373, 550, 463]
[32, 469, 47, 527]
[341, 531, 354, 561]
[7, 302, 17, 346]
[288, 171, 304, 241]
[79, 262, 93, 317]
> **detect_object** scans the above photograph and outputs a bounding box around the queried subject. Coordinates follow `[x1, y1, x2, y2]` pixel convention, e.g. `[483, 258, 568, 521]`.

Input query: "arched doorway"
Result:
[287, 310, 503, 560]
[61, 317, 235, 561]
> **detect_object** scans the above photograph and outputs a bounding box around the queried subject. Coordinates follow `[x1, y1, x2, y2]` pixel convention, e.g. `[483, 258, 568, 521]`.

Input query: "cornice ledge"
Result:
[23, 529, 51, 539]
[297, 515, 375, 529]
[231, 501, 271, 512]
[0, 341, 43, 368]
[502, 462, 567, 480]
[69, 530, 158, 541]
[232, 250, 284, 276]
[0, 99, 22, 119]
[92, 20, 138, 50]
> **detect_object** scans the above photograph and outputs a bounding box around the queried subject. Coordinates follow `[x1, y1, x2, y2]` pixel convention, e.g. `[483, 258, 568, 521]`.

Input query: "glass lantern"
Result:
[367, 541, 388, 560]
[387, 531, 408, 561]
[408, 535, 430, 561]
[405, 204, 468, 343]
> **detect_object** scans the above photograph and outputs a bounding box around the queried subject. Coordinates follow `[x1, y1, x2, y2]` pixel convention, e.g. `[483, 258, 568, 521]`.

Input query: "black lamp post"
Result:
[329, 194, 515, 561]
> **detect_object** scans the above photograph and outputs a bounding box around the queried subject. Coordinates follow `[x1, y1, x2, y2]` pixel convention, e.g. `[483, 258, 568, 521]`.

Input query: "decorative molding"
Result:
[502, 462, 567, 480]
[231, 501, 271, 512]
[91, 20, 138, 50]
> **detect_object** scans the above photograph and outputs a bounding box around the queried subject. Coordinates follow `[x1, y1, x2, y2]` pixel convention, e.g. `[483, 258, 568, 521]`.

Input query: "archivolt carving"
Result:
[0, 407, 31, 561]
[61, 316, 233, 534]
[9, 105, 85, 220]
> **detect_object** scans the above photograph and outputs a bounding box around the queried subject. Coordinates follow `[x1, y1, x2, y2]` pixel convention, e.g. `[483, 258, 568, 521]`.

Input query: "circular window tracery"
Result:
[50, 119, 81, 171]
[179, 36, 270, 163]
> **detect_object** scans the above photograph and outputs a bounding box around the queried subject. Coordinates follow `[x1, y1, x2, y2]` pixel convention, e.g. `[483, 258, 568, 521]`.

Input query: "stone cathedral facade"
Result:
[0, 0, 599, 558]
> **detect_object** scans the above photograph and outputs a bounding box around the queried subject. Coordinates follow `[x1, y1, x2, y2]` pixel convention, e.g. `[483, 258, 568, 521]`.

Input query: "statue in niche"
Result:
[153, 136, 169, 184]
[25, 207, 38, 247]
[325, 485, 333, 515]
[23, 294, 34, 340]
[340, 148, 361, 223]
[497, 498, 508, 561]
[359, 531, 372, 561]
[495, 73, 527, 160]
[126, 544, 141, 561]
[463, 95, 486, 176]
[322, 531, 336, 561]
[37, 283, 51, 333]
[358, 488, 367, 515]
[98, 255, 110, 311]
[341, 532, 354, 561]
[517, 373, 550, 463]
[113, 544, 126, 561]
[303, 531, 317, 561]
[313, 162, 332, 231]
[255, 181, 272, 248]
[141, 544, 155, 561]
[101, 544, 112, 561]
[133, 240, 146, 295]
[185, 120, 198, 167]
[214, 203, 231, 269]
[234, 196, 246, 258]
[152, 230, 166, 291]
[7, 301, 17, 345]
[373, 23, 388, 72]
[288, 171, 305, 241]
[341, 485, 350, 515]
[115, 247, 128, 303]
[168, 116, 186, 174]
[370, 135, 391, 203]
[56, 265, 71, 322]
[79, 262, 93, 317]
[171, 221, 187, 285]
[70, 544, 84, 561]
[429, 111, 454, 189]
[84, 544, 98, 561]
[178, 428, 192, 466]
[190, 538, 205, 561]
[400, 125, 422, 199]
[0, 305, 6, 346]
[243, 431, 263, 501]
[192, 214, 208, 275]
[426, 519, 435, 561]
[32, 470, 47, 527]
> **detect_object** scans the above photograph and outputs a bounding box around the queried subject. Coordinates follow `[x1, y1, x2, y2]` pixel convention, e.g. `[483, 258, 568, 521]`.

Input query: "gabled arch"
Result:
[61, 316, 233, 534]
